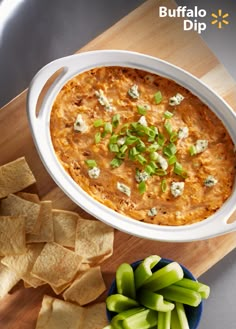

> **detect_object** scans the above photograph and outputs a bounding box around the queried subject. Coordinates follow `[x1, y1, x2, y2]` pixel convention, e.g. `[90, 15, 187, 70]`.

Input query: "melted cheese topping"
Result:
[50, 67, 236, 226]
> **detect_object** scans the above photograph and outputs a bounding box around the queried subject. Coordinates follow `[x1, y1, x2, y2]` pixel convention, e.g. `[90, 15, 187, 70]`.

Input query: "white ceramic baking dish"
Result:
[27, 50, 236, 242]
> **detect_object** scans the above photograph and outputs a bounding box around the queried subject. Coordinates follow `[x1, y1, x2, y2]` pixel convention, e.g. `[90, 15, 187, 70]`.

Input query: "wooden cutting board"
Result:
[0, 0, 236, 327]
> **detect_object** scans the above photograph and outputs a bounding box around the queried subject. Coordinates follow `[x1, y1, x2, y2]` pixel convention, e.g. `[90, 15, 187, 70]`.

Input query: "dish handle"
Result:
[27, 55, 78, 130]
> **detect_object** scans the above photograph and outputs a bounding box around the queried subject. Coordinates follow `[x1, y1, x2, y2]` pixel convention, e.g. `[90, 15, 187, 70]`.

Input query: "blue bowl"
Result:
[106, 258, 203, 329]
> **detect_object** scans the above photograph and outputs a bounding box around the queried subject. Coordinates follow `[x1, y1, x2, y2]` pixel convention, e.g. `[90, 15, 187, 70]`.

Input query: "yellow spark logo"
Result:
[211, 9, 229, 29]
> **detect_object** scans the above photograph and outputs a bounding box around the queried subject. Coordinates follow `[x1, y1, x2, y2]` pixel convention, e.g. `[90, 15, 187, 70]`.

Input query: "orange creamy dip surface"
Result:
[50, 67, 236, 225]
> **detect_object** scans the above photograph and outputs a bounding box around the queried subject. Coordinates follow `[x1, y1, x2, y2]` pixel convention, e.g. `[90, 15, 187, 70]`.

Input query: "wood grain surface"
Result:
[0, 0, 236, 328]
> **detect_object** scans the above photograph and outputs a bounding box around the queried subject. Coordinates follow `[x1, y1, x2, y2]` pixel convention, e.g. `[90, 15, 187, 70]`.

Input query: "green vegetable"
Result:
[85, 159, 97, 168]
[110, 158, 123, 168]
[93, 119, 104, 127]
[95, 132, 101, 144]
[116, 263, 136, 299]
[156, 169, 167, 176]
[161, 178, 167, 192]
[170, 132, 178, 142]
[125, 136, 139, 145]
[104, 122, 113, 134]
[170, 307, 182, 329]
[174, 278, 210, 299]
[154, 91, 163, 104]
[120, 145, 128, 154]
[141, 262, 184, 291]
[164, 121, 173, 135]
[158, 285, 202, 307]
[109, 144, 119, 153]
[122, 308, 158, 329]
[189, 145, 197, 156]
[164, 111, 174, 119]
[111, 308, 145, 329]
[112, 114, 121, 128]
[174, 162, 188, 178]
[168, 155, 177, 165]
[175, 302, 190, 329]
[163, 143, 177, 157]
[110, 134, 119, 144]
[137, 104, 150, 115]
[157, 133, 165, 146]
[129, 147, 139, 160]
[136, 154, 147, 165]
[106, 294, 139, 313]
[134, 255, 161, 289]
[138, 289, 175, 312]
[138, 181, 146, 194]
[158, 310, 171, 329]
[145, 162, 158, 175]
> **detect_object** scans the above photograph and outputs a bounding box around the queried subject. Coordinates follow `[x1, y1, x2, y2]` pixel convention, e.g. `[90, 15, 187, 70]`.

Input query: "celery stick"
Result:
[116, 263, 136, 299]
[122, 309, 158, 329]
[158, 310, 171, 329]
[106, 294, 139, 313]
[174, 278, 210, 299]
[134, 255, 161, 289]
[141, 262, 184, 291]
[158, 285, 201, 307]
[170, 307, 182, 329]
[175, 302, 190, 329]
[138, 289, 175, 312]
[111, 307, 145, 329]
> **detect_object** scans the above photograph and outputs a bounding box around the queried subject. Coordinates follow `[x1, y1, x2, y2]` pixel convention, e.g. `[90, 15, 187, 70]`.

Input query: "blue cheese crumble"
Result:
[135, 171, 149, 183]
[195, 140, 208, 153]
[74, 114, 88, 133]
[156, 153, 168, 171]
[204, 175, 218, 187]
[148, 207, 158, 217]
[95, 89, 113, 112]
[138, 115, 148, 127]
[178, 126, 189, 139]
[117, 182, 131, 197]
[169, 93, 184, 106]
[88, 167, 100, 179]
[128, 85, 139, 99]
[170, 181, 185, 197]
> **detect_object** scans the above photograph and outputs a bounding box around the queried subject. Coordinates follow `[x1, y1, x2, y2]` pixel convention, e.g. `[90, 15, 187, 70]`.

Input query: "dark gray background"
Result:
[0, 1, 235, 328]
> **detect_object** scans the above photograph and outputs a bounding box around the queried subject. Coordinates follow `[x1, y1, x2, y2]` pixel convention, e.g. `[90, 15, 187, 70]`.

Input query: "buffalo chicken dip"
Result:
[50, 67, 236, 225]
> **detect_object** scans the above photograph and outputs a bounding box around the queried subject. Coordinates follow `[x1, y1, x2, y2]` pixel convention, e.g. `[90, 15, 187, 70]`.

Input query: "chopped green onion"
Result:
[161, 179, 167, 192]
[110, 158, 123, 168]
[94, 132, 101, 144]
[109, 134, 119, 144]
[93, 119, 104, 127]
[164, 110, 174, 119]
[120, 144, 128, 154]
[168, 155, 177, 165]
[145, 163, 157, 175]
[189, 145, 197, 156]
[157, 133, 165, 146]
[174, 162, 187, 178]
[104, 122, 113, 134]
[163, 143, 177, 157]
[112, 113, 121, 128]
[154, 91, 163, 104]
[164, 120, 173, 135]
[136, 154, 147, 165]
[150, 151, 159, 161]
[109, 143, 119, 153]
[139, 181, 146, 194]
[170, 132, 178, 142]
[85, 159, 97, 168]
[147, 143, 160, 153]
[129, 147, 139, 160]
[136, 140, 146, 152]
[156, 169, 167, 176]
[117, 152, 126, 160]
[125, 135, 139, 145]
[119, 123, 130, 135]
[137, 104, 150, 115]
